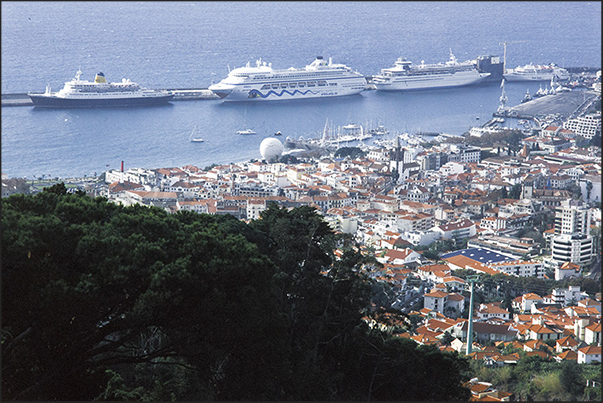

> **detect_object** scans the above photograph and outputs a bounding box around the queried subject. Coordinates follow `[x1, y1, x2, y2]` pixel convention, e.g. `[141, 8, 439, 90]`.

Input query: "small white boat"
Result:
[237, 129, 256, 135]
[189, 126, 205, 142]
[274, 130, 282, 136]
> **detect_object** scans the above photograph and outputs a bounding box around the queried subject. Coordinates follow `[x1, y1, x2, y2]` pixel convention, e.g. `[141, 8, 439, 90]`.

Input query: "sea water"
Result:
[1, 1, 601, 179]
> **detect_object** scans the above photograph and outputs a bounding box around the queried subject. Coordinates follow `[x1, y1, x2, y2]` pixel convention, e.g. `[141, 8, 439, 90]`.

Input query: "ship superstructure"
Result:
[208, 56, 366, 101]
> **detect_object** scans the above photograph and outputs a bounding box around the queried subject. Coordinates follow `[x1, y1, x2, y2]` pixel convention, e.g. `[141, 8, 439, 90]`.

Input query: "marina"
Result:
[1, 2, 600, 180]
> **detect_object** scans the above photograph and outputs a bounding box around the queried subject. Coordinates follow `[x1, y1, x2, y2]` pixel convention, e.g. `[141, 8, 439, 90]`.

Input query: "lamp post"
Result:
[466, 275, 480, 355]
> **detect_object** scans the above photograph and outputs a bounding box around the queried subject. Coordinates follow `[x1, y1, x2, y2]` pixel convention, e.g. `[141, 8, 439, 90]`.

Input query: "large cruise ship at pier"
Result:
[371, 50, 490, 91]
[28, 71, 173, 107]
[503, 63, 570, 82]
[208, 56, 366, 101]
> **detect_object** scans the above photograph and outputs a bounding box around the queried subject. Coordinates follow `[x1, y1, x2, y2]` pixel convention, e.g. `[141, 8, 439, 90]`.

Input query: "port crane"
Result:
[499, 40, 528, 74]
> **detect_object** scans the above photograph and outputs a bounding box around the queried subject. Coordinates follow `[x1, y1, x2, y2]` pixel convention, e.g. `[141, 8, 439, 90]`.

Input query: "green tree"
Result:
[559, 360, 585, 398]
[1, 189, 285, 400]
[441, 330, 456, 346]
[334, 146, 365, 159]
[2, 192, 474, 401]
[509, 183, 522, 199]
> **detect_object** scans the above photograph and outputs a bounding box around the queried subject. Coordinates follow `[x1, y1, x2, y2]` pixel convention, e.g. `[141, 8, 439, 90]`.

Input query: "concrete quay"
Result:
[167, 88, 220, 100]
[499, 90, 599, 119]
[1, 93, 34, 107]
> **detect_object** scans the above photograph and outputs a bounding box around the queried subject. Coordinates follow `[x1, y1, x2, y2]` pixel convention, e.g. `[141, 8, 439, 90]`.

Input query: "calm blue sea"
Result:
[2, 1, 601, 179]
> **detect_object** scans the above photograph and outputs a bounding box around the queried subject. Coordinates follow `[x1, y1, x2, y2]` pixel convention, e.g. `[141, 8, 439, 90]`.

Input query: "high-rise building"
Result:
[554, 200, 592, 235]
[551, 233, 593, 268]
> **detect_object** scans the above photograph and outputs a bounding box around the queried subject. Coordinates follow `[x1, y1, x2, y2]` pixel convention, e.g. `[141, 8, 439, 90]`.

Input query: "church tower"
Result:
[393, 135, 404, 181]
[521, 179, 533, 199]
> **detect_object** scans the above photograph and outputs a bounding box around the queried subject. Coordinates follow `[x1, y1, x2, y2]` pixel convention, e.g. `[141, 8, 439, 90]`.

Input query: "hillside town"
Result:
[2, 92, 601, 402]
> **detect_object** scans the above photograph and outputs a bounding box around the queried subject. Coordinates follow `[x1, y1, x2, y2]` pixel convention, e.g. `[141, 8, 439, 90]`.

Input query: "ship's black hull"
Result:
[28, 94, 174, 108]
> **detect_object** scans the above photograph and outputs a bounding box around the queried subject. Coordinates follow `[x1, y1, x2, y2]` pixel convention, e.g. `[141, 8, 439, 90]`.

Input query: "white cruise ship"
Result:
[371, 50, 490, 91]
[504, 63, 570, 82]
[28, 70, 173, 107]
[208, 56, 366, 101]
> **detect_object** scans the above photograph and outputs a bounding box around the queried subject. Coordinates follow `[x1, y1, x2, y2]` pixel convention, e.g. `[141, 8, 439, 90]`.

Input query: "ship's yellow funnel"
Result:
[95, 72, 107, 83]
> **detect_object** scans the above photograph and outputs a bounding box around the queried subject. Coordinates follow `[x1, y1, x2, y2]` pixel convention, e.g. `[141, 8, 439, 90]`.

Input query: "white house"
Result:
[376, 248, 422, 266]
[551, 285, 589, 306]
[476, 303, 511, 322]
[434, 218, 477, 240]
[423, 290, 448, 315]
[584, 323, 601, 346]
[577, 346, 601, 364]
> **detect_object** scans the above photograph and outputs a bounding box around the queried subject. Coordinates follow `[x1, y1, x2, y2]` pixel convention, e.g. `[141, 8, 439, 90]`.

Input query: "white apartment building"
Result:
[246, 199, 267, 220]
[554, 201, 592, 235]
[563, 112, 601, 139]
[551, 285, 589, 306]
[550, 233, 594, 268]
[488, 259, 545, 279]
[394, 212, 435, 233]
[402, 229, 441, 246]
[176, 200, 211, 214]
[105, 167, 158, 186]
[325, 214, 358, 234]
[439, 161, 466, 175]
[447, 143, 481, 163]
[434, 218, 476, 241]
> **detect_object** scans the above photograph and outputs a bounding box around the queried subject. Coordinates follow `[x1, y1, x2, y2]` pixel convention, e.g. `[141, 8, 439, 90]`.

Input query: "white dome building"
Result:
[259, 137, 284, 162]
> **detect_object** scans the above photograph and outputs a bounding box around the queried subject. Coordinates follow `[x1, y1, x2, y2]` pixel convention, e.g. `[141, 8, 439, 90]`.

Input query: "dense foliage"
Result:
[464, 129, 525, 154]
[452, 270, 602, 304]
[334, 146, 366, 159]
[1, 185, 471, 401]
[470, 355, 601, 401]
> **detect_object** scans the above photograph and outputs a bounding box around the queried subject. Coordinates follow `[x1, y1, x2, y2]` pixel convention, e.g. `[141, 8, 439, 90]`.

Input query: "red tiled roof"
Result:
[557, 335, 579, 347]
[526, 351, 550, 359]
[557, 350, 578, 360]
[424, 290, 449, 298]
[579, 345, 602, 355]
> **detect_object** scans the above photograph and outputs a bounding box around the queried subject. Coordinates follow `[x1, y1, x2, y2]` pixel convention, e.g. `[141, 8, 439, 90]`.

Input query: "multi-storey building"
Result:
[488, 259, 545, 279]
[563, 112, 601, 139]
[551, 285, 589, 306]
[554, 200, 592, 235]
[434, 218, 477, 241]
[550, 233, 594, 268]
[416, 150, 448, 171]
[547, 174, 575, 190]
[447, 143, 481, 164]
